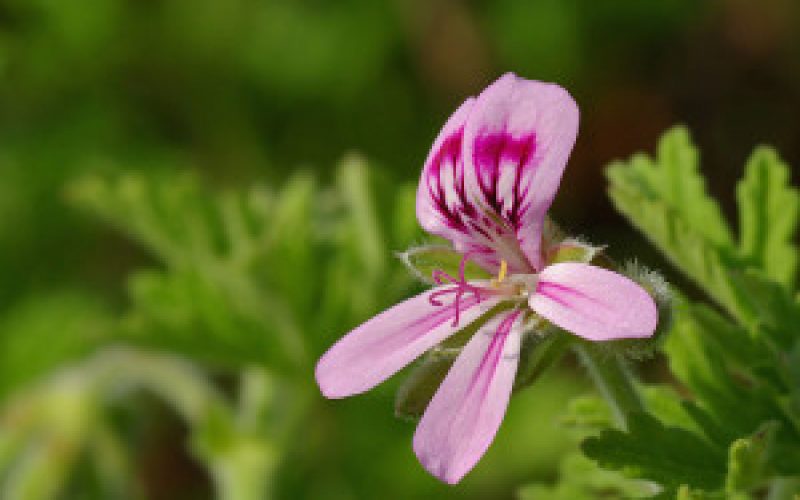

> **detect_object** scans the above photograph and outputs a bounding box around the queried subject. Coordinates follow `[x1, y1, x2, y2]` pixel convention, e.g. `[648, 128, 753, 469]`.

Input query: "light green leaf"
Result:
[561, 395, 614, 432]
[519, 452, 657, 499]
[607, 126, 732, 248]
[725, 421, 780, 494]
[606, 127, 753, 322]
[737, 147, 799, 289]
[0, 291, 112, 400]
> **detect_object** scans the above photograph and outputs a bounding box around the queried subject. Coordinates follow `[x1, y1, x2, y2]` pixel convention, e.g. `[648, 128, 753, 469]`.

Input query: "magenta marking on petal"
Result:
[466, 310, 520, 398]
[472, 132, 537, 228]
[426, 132, 477, 234]
[529, 263, 658, 341]
[537, 281, 604, 309]
[351, 293, 483, 363]
[412, 308, 524, 484]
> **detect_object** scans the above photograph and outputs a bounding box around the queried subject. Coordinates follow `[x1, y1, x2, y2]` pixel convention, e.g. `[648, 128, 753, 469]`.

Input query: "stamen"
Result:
[498, 260, 508, 282]
[428, 251, 491, 328]
[490, 259, 508, 288]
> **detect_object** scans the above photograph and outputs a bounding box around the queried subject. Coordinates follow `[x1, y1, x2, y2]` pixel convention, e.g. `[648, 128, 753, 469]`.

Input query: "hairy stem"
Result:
[574, 344, 644, 430]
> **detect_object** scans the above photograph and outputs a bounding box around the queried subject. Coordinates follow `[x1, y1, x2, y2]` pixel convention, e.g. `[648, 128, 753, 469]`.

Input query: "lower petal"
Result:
[315, 289, 499, 399]
[528, 262, 657, 341]
[413, 310, 523, 484]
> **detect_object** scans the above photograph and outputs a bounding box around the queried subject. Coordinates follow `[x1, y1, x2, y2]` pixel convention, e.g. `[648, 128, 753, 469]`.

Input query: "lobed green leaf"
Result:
[736, 147, 800, 289]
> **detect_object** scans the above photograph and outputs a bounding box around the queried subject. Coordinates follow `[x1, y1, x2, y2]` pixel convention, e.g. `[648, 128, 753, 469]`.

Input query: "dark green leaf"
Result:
[582, 412, 727, 490]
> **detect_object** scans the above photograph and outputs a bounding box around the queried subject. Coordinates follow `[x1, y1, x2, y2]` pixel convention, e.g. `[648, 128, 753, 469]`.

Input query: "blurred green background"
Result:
[0, 0, 798, 498]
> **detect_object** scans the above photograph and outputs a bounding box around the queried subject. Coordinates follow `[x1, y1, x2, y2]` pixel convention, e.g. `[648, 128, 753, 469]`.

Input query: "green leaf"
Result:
[606, 127, 754, 322]
[561, 395, 614, 432]
[736, 147, 799, 289]
[519, 452, 657, 499]
[582, 412, 727, 490]
[0, 291, 112, 400]
[607, 126, 732, 248]
[728, 271, 800, 350]
[725, 421, 780, 494]
[70, 159, 418, 371]
[674, 485, 733, 500]
[665, 302, 780, 443]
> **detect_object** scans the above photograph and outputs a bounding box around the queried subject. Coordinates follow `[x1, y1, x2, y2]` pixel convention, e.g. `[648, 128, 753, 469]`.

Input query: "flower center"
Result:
[428, 255, 537, 328]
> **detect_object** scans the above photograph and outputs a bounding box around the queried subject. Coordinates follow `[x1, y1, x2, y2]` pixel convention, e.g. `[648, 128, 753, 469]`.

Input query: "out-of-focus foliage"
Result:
[0, 292, 112, 401]
[0, 347, 286, 500]
[68, 155, 418, 372]
[0, 0, 799, 498]
[562, 128, 800, 498]
[0, 157, 582, 499]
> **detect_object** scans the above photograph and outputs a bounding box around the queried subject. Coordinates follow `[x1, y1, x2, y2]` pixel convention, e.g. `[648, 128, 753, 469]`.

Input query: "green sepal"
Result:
[514, 325, 573, 392]
[545, 239, 603, 265]
[394, 351, 454, 421]
[398, 244, 492, 285]
[394, 303, 508, 421]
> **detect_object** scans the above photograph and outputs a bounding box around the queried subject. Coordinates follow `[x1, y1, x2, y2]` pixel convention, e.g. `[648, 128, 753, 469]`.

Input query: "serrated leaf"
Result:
[607, 126, 732, 248]
[606, 127, 755, 323]
[729, 270, 800, 350]
[737, 147, 799, 289]
[665, 303, 779, 443]
[582, 412, 727, 490]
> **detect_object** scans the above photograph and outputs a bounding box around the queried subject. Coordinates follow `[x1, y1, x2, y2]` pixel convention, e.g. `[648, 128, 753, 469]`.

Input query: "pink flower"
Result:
[315, 73, 657, 484]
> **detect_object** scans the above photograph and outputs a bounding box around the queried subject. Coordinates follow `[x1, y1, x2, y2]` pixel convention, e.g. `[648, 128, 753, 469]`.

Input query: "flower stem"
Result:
[574, 344, 644, 430]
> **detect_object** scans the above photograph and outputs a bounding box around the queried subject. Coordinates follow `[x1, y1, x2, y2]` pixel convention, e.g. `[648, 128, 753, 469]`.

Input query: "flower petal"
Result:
[413, 309, 523, 484]
[528, 262, 657, 341]
[462, 73, 579, 271]
[416, 98, 499, 268]
[315, 289, 500, 399]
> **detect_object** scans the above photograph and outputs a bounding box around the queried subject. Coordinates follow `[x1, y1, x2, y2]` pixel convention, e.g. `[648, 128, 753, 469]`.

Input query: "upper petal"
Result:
[413, 309, 524, 484]
[462, 73, 579, 271]
[315, 289, 500, 399]
[528, 262, 657, 341]
[416, 97, 501, 272]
